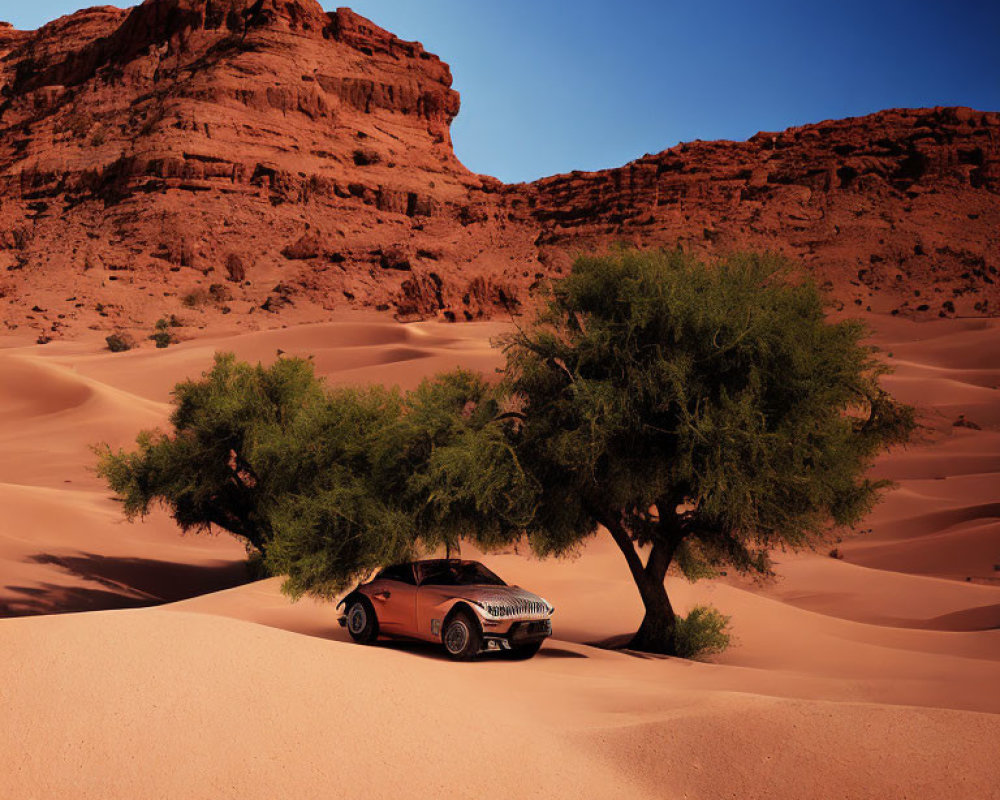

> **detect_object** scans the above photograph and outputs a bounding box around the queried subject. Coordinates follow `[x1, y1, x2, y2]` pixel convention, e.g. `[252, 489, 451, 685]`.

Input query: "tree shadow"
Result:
[586, 633, 691, 662]
[0, 582, 152, 616]
[1, 552, 249, 616]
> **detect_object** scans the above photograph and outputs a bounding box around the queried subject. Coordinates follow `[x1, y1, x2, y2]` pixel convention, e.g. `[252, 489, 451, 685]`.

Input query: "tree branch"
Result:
[588, 502, 646, 586]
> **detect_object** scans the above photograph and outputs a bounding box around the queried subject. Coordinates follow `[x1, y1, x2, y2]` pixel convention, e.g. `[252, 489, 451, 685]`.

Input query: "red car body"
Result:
[337, 559, 554, 660]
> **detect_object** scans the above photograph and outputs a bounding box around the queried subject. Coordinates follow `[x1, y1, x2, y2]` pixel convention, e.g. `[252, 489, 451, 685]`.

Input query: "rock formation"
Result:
[0, 0, 997, 339]
[514, 106, 1000, 318]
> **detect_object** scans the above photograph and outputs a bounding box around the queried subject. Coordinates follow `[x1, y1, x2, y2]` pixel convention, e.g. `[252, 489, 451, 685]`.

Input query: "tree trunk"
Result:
[628, 560, 677, 655]
[595, 507, 679, 655]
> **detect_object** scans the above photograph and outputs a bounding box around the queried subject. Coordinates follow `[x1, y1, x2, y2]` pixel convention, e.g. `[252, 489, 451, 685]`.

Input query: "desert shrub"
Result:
[149, 318, 174, 348]
[182, 285, 231, 308]
[181, 288, 212, 308]
[673, 606, 731, 660]
[105, 332, 135, 352]
[225, 253, 246, 283]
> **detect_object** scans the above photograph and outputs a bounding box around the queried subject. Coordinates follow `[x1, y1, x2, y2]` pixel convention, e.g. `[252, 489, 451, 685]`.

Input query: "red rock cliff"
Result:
[0, 2, 997, 339]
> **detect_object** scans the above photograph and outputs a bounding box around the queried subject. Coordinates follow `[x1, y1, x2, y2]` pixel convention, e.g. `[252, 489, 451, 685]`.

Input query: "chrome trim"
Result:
[465, 592, 554, 622]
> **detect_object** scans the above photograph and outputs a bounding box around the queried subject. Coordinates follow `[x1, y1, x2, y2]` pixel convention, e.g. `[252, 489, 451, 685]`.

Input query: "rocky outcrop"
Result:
[509, 107, 1000, 317]
[0, 1, 997, 339]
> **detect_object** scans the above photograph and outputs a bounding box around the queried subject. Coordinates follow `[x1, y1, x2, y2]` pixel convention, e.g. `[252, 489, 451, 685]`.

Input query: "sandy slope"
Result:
[1, 312, 999, 799]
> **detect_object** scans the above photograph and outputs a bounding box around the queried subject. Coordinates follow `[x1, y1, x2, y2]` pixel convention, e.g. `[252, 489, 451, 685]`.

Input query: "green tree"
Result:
[96, 354, 334, 555]
[98, 249, 913, 658]
[266, 367, 535, 598]
[498, 250, 913, 654]
[96, 355, 531, 597]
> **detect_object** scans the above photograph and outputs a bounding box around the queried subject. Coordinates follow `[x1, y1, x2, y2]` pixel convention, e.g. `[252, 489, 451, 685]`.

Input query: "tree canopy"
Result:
[96, 356, 531, 599]
[98, 249, 913, 655]
[496, 249, 913, 652]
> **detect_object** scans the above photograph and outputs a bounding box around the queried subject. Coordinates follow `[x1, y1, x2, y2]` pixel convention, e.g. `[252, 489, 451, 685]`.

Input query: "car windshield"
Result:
[418, 561, 507, 587]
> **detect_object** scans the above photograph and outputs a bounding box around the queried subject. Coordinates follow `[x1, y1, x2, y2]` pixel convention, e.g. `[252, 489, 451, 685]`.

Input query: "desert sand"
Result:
[1, 311, 999, 799]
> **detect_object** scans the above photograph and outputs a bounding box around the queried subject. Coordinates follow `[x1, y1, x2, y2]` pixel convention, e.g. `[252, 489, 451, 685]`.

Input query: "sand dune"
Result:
[1, 311, 998, 799]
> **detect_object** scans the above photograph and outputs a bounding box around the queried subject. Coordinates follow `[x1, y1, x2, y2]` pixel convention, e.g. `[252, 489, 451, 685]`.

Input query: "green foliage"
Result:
[490, 248, 913, 653]
[267, 368, 534, 598]
[96, 356, 529, 600]
[673, 605, 731, 660]
[149, 317, 174, 348]
[502, 249, 914, 574]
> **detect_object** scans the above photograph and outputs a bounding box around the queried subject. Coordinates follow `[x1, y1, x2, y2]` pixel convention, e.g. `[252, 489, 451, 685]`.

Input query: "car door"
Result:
[370, 565, 418, 635]
[414, 562, 457, 642]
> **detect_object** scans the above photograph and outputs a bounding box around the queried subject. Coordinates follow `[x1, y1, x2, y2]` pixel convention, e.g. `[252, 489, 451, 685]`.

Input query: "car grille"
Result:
[485, 599, 547, 618]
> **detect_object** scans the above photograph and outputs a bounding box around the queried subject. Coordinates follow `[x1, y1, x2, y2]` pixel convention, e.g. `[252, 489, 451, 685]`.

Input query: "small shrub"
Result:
[149, 318, 174, 348]
[673, 605, 731, 660]
[181, 288, 212, 308]
[182, 285, 230, 308]
[105, 332, 135, 352]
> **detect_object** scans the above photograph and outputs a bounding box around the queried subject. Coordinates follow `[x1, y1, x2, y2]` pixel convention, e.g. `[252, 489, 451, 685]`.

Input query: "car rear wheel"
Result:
[442, 609, 481, 661]
[345, 596, 379, 645]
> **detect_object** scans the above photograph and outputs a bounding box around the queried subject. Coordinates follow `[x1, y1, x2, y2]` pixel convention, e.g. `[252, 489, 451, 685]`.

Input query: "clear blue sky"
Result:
[9, 1, 1000, 182]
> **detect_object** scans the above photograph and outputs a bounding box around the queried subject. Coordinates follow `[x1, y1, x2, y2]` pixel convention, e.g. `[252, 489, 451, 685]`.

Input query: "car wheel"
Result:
[504, 640, 543, 660]
[345, 596, 379, 645]
[442, 609, 482, 661]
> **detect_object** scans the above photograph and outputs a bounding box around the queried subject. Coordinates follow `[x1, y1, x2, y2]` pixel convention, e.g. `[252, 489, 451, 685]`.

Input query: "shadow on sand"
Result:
[0, 551, 249, 616]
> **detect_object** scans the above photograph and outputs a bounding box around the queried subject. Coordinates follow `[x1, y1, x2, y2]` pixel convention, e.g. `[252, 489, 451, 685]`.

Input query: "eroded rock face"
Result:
[0, 2, 997, 339]
[510, 107, 1000, 318]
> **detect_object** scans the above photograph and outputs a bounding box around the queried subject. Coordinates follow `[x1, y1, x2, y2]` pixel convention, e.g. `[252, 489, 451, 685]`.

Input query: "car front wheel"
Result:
[345, 596, 379, 644]
[442, 609, 482, 661]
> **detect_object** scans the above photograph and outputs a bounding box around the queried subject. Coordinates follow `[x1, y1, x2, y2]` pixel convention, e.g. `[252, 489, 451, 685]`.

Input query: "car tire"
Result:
[504, 640, 544, 660]
[442, 608, 482, 661]
[345, 596, 379, 645]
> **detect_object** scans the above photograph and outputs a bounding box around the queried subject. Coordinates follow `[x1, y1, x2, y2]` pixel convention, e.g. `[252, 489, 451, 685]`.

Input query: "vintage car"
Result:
[337, 559, 554, 660]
